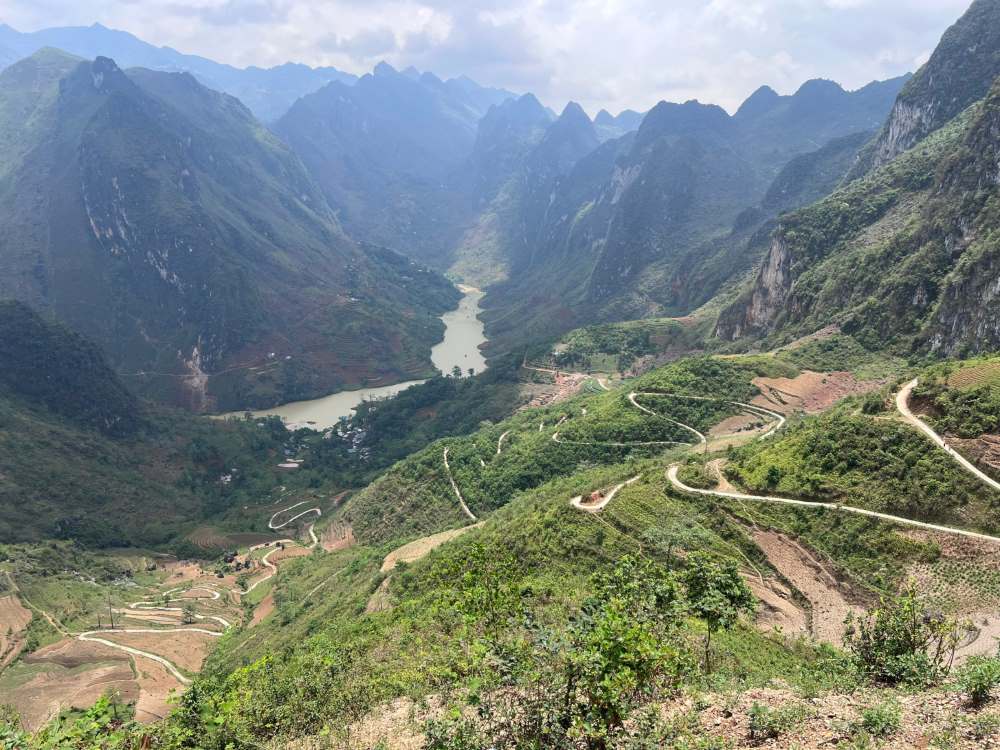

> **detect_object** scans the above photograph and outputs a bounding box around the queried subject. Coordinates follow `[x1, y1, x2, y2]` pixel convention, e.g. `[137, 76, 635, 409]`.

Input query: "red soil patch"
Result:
[0, 594, 32, 667]
[270, 545, 312, 564]
[751, 530, 864, 646]
[746, 576, 809, 637]
[132, 657, 180, 724]
[708, 413, 761, 437]
[752, 370, 880, 414]
[321, 521, 356, 552]
[98, 630, 215, 673]
[949, 434, 1000, 475]
[251, 593, 275, 626]
[13, 639, 135, 731]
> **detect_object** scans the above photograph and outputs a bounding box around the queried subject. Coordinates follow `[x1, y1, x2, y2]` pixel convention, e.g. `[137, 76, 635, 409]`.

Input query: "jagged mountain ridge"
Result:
[478, 76, 907, 355]
[274, 61, 517, 267]
[0, 49, 459, 412]
[0, 22, 357, 121]
[848, 0, 1000, 179]
[716, 76, 1000, 354]
[715, 0, 1000, 355]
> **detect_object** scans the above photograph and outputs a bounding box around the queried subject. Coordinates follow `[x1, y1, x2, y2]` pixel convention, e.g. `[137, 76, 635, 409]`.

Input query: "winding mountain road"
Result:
[496, 430, 511, 455]
[667, 466, 1000, 544]
[630, 392, 785, 440]
[443, 447, 478, 522]
[78, 628, 222, 685]
[570, 476, 641, 513]
[896, 378, 1000, 493]
[629, 392, 708, 446]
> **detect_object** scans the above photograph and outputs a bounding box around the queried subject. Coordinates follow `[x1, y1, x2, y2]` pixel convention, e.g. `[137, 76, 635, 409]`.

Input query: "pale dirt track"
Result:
[380, 525, 484, 573]
[570, 476, 641, 513]
[897, 378, 1000, 493]
[667, 467, 1000, 544]
[367, 524, 485, 612]
[442, 447, 478, 521]
[0, 594, 32, 667]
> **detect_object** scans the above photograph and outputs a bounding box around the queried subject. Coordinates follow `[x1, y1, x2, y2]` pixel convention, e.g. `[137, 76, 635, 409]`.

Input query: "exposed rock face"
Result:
[927, 78, 1000, 354]
[851, 0, 1000, 177]
[868, 100, 936, 171]
[717, 74, 1000, 355]
[479, 76, 905, 355]
[0, 51, 459, 411]
[716, 234, 792, 339]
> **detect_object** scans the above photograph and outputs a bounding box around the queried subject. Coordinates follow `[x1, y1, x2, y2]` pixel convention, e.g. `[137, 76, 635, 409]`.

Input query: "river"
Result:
[223, 285, 487, 430]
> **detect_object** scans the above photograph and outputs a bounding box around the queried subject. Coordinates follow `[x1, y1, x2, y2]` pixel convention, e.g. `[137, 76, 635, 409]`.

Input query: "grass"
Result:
[725, 403, 1000, 537]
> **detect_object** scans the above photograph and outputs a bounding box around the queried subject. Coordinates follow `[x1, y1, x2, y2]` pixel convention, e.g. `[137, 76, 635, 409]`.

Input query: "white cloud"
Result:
[0, 0, 973, 114]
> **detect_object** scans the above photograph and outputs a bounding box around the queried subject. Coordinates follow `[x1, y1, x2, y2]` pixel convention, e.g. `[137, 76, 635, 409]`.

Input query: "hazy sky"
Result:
[1, 0, 973, 113]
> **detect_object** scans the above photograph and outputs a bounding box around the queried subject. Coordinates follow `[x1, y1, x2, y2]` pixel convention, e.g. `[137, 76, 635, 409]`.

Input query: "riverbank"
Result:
[218, 286, 488, 430]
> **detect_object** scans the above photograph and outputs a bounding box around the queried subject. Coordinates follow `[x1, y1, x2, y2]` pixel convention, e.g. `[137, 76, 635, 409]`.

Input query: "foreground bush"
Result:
[844, 584, 960, 685]
[953, 655, 1000, 706]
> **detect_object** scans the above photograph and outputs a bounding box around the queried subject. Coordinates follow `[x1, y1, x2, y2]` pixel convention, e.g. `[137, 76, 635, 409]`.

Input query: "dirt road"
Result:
[667, 466, 1000, 544]
[443, 447, 478, 521]
[570, 476, 641, 513]
[897, 378, 1000, 493]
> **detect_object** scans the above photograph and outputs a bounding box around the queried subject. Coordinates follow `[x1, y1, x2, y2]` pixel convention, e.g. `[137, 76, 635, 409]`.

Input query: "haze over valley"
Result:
[5, 2, 1000, 748]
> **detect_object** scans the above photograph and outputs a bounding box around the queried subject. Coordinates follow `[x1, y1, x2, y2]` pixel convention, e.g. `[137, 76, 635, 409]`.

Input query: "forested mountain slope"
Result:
[716, 71, 1000, 356]
[0, 303, 288, 547]
[275, 62, 515, 266]
[479, 78, 904, 355]
[0, 49, 458, 412]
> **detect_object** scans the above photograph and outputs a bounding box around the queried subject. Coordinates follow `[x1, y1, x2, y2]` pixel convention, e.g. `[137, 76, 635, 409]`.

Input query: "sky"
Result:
[0, 0, 974, 114]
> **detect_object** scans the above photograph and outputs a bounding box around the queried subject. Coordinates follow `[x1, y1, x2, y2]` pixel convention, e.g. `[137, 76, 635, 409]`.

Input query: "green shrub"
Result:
[844, 584, 960, 685]
[953, 655, 1000, 706]
[748, 701, 806, 743]
[857, 700, 901, 737]
[970, 712, 1000, 741]
[425, 556, 693, 750]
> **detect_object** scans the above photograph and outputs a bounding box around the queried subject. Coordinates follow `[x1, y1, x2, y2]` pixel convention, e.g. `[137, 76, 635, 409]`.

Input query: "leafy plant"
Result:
[426, 557, 692, 750]
[857, 699, 901, 738]
[844, 584, 960, 685]
[748, 701, 806, 743]
[953, 655, 1000, 706]
[682, 552, 756, 673]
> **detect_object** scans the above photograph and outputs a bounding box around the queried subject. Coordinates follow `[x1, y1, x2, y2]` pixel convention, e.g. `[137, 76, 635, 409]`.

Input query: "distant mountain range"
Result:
[0, 49, 459, 411]
[6, 6, 998, 413]
[0, 22, 356, 121]
[475, 76, 908, 354]
[716, 0, 1000, 356]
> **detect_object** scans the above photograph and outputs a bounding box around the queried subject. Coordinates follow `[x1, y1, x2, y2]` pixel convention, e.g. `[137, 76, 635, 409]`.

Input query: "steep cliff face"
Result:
[717, 75, 1000, 355]
[479, 78, 902, 355]
[926, 78, 1000, 354]
[716, 235, 792, 340]
[275, 62, 513, 267]
[0, 51, 459, 411]
[850, 0, 1000, 177]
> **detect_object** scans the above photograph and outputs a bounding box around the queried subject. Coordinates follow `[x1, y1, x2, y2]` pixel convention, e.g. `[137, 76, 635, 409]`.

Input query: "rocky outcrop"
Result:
[718, 74, 1000, 354]
[851, 0, 1000, 178]
[714, 234, 792, 340]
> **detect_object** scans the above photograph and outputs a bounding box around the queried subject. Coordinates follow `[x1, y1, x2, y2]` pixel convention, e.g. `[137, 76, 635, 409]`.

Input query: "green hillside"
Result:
[0, 50, 459, 413]
[0, 303, 288, 548]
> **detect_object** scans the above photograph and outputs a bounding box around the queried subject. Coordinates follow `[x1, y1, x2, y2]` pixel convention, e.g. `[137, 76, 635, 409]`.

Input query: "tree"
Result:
[682, 552, 756, 673]
[425, 557, 691, 750]
[181, 602, 197, 625]
[451, 365, 463, 378]
[467, 368, 475, 377]
[844, 583, 960, 685]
